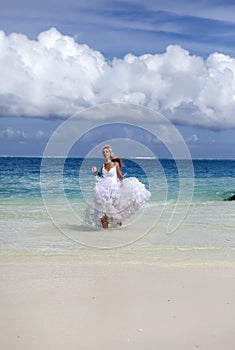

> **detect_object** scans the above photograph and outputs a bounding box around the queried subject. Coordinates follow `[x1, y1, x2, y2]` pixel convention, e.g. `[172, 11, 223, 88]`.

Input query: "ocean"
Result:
[1, 157, 235, 255]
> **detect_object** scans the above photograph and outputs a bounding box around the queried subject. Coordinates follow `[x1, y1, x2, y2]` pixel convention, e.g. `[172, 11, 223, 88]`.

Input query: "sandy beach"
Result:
[1, 250, 235, 350]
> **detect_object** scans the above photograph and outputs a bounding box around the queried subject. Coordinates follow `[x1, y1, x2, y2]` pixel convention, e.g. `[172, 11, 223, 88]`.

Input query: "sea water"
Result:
[1, 157, 235, 255]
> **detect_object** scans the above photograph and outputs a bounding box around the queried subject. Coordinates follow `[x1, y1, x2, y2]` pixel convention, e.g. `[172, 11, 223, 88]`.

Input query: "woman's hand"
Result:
[91, 166, 97, 173]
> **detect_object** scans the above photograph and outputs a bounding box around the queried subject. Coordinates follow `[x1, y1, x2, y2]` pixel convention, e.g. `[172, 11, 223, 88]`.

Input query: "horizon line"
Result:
[1, 155, 235, 161]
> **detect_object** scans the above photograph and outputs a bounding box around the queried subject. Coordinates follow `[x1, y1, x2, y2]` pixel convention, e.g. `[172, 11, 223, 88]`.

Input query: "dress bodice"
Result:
[103, 165, 117, 179]
[102, 165, 118, 186]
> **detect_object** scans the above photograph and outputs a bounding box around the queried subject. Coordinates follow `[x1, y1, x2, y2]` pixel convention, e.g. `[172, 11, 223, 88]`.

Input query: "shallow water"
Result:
[1, 157, 235, 254]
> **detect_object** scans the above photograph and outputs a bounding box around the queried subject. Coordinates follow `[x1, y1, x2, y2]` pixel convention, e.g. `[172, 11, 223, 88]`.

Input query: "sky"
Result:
[0, 0, 235, 158]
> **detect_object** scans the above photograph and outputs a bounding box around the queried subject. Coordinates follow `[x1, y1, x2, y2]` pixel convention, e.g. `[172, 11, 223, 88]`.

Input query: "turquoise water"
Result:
[1, 157, 235, 201]
[1, 157, 235, 253]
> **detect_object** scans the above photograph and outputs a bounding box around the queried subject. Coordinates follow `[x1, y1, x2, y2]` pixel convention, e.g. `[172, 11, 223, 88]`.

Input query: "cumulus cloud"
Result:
[186, 134, 199, 143]
[1, 27, 235, 130]
[0, 126, 47, 142]
[0, 127, 28, 141]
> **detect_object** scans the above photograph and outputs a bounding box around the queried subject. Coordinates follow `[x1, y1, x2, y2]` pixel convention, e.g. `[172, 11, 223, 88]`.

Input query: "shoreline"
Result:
[1, 243, 235, 267]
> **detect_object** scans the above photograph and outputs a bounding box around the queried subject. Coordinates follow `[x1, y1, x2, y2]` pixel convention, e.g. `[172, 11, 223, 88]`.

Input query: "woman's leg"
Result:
[101, 214, 109, 228]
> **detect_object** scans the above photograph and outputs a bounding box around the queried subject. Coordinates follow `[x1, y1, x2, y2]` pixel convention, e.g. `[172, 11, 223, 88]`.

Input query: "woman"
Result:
[86, 145, 151, 228]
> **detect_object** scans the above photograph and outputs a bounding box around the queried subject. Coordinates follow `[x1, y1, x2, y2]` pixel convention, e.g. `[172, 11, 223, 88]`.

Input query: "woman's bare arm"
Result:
[115, 162, 123, 181]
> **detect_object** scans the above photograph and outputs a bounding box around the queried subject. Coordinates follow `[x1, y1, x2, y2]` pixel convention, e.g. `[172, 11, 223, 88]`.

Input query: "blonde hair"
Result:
[102, 145, 114, 159]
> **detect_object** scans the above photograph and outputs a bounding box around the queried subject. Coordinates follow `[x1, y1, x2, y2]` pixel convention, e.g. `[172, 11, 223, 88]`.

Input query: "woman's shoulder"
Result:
[113, 161, 120, 167]
[112, 158, 122, 168]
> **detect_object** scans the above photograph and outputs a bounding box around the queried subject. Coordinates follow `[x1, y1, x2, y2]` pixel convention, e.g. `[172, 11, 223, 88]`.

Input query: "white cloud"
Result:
[0, 126, 47, 141]
[187, 134, 198, 143]
[143, 0, 235, 24]
[0, 127, 28, 140]
[35, 130, 46, 139]
[1, 28, 235, 130]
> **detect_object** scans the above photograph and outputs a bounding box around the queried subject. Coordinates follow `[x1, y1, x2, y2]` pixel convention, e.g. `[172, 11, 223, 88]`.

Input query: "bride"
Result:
[85, 145, 151, 229]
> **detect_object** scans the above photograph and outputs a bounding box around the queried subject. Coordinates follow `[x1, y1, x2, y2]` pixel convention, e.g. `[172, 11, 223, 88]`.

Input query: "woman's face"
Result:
[103, 148, 111, 160]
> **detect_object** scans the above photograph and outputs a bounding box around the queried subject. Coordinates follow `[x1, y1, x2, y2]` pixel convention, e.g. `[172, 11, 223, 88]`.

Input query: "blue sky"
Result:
[0, 0, 235, 158]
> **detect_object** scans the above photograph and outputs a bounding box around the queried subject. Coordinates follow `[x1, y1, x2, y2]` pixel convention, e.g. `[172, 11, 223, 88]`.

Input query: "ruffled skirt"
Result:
[84, 177, 151, 227]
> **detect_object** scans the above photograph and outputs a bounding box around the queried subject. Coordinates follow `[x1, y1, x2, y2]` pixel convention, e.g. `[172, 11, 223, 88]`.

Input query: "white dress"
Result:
[85, 164, 151, 227]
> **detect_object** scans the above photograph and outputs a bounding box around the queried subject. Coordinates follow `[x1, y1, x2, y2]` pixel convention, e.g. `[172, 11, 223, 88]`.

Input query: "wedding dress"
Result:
[85, 164, 151, 227]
